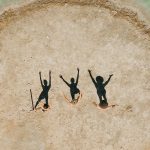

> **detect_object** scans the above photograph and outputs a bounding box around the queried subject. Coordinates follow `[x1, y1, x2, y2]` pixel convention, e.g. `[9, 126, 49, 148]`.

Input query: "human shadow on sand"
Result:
[60, 68, 81, 102]
[88, 69, 113, 107]
[35, 71, 51, 109]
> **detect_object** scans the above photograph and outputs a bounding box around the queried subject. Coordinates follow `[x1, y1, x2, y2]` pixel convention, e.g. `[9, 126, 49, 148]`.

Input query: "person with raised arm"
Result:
[60, 68, 80, 101]
[88, 69, 113, 106]
[35, 71, 51, 109]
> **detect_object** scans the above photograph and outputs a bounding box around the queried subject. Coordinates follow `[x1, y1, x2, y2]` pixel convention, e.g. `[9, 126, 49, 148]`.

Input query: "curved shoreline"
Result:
[0, 0, 149, 37]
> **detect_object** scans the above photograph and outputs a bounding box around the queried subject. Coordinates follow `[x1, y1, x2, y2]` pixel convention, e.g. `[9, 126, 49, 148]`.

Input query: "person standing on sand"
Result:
[59, 68, 80, 101]
[35, 71, 51, 109]
[88, 69, 113, 106]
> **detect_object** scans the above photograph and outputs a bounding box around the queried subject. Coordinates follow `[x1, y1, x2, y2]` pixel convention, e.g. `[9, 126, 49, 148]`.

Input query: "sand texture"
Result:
[0, 0, 149, 150]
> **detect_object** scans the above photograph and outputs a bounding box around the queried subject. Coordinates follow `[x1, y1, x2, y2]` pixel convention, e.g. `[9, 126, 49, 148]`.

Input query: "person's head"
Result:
[70, 77, 75, 83]
[43, 80, 48, 86]
[96, 76, 104, 83]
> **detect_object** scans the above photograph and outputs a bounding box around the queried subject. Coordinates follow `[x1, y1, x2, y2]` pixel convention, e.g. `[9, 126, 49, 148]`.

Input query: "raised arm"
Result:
[76, 68, 79, 85]
[59, 75, 70, 87]
[103, 74, 113, 87]
[49, 70, 51, 88]
[88, 70, 97, 87]
[39, 72, 44, 88]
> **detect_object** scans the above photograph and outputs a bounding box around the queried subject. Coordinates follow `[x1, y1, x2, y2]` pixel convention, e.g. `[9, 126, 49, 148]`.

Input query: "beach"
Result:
[0, 0, 149, 150]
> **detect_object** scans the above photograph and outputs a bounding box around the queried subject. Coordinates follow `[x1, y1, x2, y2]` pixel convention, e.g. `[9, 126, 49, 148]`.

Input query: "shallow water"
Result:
[0, 0, 33, 9]
[139, 0, 150, 8]
[0, 0, 20, 6]
[142, 0, 150, 6]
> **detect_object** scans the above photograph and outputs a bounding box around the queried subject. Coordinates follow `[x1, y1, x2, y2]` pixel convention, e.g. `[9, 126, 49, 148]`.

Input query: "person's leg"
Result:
[76, 89, 80, 99]
[98, 94, 103, 105]
[35, 98, 42, 108]
[35, 92, 44, 108]
[45, 95, 49, 106]
[77, 89, 80, 94]
[103, 94, 108, 105]
[71, 92, 75, 101]
[74, 88, 80, 98]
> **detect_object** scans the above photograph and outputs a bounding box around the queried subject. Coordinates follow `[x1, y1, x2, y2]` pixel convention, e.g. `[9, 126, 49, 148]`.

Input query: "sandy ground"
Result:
[0, 0, 150, 150]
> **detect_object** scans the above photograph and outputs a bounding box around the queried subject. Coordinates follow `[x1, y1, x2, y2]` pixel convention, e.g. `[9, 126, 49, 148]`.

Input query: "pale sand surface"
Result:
[0, 0, 149, 150]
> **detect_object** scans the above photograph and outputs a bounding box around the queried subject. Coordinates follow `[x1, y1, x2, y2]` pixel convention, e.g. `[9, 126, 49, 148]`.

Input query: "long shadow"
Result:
[60, 68, 80, 101]
[35, 71, 51, 109]
[88, 69, 113, 107]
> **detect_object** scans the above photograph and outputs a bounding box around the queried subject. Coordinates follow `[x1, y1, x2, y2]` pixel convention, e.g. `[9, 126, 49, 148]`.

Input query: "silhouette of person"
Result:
[35, 71, 51, 109]
[88, 69, 113, 106]
[60, 68, 80, 101]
